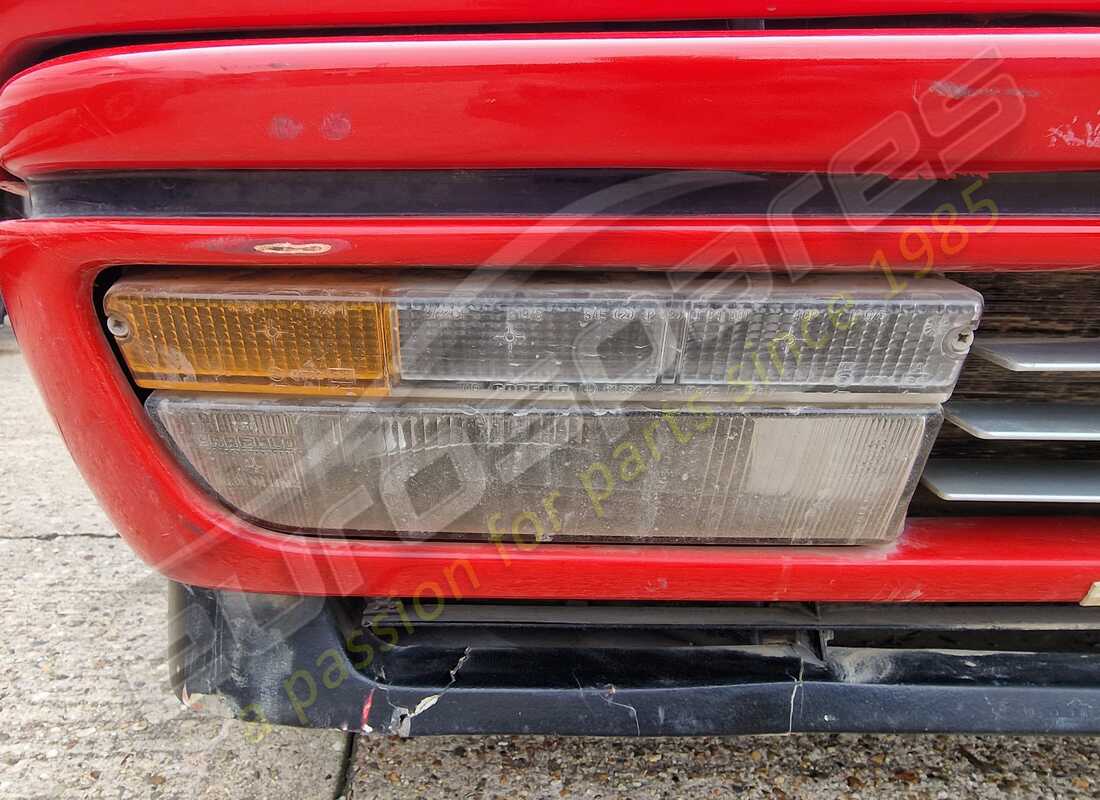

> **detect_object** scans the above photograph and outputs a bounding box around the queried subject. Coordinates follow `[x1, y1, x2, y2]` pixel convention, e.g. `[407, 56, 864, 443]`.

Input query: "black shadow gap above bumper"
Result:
[28, 169, 1100, 219]
[169, 583, 1100, 736]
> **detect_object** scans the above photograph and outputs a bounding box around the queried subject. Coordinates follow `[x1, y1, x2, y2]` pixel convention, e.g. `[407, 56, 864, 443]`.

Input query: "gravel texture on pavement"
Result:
[3, 323, 1100, 800]
[351, 733, 1100, 799]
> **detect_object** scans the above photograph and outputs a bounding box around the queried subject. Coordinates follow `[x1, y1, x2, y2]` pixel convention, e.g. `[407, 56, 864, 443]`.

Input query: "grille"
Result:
[914, 272, 1100, 515]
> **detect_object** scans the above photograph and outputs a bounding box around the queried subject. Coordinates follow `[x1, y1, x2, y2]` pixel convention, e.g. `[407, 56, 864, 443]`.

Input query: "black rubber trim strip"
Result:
[170, 584, 1100, 735]
[362, 600, 1100, 630]
[27, 169, 1100, 219]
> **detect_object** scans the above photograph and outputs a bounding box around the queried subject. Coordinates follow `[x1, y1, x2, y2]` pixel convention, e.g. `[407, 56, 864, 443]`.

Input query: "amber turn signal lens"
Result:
[103, 271, 391, 396]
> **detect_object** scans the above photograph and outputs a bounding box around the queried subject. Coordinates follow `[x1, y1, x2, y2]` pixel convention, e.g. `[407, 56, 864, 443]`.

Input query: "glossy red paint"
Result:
[2, 216, 1099, 602]
[4, 1, 1100, 84]
[4, 217, 1100, 270]
[4, 30, 1100, 177]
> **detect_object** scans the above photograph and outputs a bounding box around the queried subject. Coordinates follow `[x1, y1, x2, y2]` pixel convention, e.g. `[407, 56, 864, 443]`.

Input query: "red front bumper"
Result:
[2, 22, 1099, 602]
[3, 218, 1099, 602]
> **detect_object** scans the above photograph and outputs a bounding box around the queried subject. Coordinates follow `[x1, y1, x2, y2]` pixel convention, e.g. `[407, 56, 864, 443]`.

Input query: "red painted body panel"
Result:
[3, 1, 1100, 83]
[2, 26, 1098, 602]
[4, 31, 1100, 177]
[1, 216, 1098, 602]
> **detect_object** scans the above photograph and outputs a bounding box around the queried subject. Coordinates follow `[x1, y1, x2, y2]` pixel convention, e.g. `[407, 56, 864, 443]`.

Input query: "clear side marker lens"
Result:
[391, 274, 672, 384]
[676, 275, 982, 392]
[106, 270, 982, 399]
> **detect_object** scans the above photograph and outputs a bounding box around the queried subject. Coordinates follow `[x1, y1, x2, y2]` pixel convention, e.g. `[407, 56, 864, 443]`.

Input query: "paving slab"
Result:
[0, 325, 348, 799]
[0, 326, 114, 539]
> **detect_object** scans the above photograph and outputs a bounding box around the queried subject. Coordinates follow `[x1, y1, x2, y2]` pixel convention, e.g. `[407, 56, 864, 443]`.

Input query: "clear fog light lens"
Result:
[148, 392, 940, 545]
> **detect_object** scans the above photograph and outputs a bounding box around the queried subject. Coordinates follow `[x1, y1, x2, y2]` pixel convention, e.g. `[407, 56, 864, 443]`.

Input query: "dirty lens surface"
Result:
[148, 393, 940, 545]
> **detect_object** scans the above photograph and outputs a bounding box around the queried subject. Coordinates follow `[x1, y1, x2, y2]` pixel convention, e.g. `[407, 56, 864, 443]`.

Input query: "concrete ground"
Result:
[2, 321, 1100, 799]
[0, 326, 350, 799]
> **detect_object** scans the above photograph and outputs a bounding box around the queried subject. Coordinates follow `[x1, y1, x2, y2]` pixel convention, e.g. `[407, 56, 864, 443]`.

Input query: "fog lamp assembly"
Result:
[149, 395, 939, 544]
[107, 269, 981, 545]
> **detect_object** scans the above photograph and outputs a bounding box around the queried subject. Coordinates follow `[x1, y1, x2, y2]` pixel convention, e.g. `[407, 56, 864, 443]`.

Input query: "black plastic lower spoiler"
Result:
[169, 584, 1100, 736]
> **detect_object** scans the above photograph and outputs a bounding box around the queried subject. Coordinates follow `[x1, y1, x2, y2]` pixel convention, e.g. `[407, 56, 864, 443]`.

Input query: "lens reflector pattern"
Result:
[149, 392, 940, 544]
[104, 272, 390, 395]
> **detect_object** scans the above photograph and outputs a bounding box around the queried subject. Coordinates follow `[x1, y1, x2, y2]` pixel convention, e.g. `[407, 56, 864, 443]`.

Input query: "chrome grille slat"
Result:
[918, 275, 1100, 511]
[972, 337, 1100, 372]
[944, 401, 1100, 442]
[922, 459, 1100, 503]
